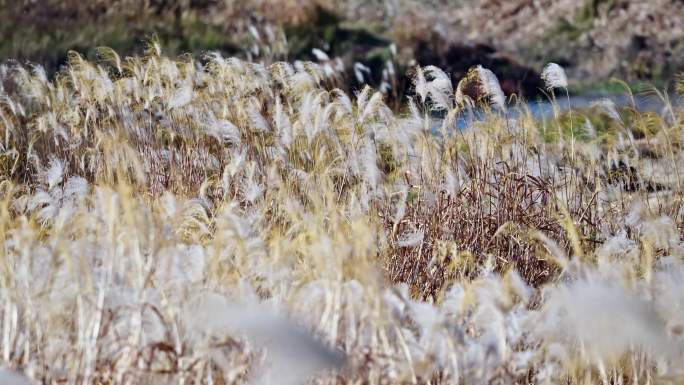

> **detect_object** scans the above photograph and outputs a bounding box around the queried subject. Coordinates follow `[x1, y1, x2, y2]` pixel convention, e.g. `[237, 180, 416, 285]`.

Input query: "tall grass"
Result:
[0, 49, 683, 384]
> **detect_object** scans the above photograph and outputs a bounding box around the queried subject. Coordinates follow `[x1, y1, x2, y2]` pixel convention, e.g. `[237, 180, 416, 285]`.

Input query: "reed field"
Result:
[0, 35, 684, 385]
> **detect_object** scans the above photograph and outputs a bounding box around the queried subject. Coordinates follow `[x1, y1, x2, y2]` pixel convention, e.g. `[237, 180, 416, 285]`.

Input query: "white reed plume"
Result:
[249, 107, 271, 132]
[423, 65, 453, 111]
[205, 119, 241, 144]
[476, 65, 506, 112]
[414, 66, 428, 102]
[168, 83, 193, 109]
[43, 157, 65, 190]
[592, 98, 623, 124]
[354, 62, 371, 84]
[311, 48, 330, 62]
[274, 96, 293, 146]
[541, 63, 568, 91]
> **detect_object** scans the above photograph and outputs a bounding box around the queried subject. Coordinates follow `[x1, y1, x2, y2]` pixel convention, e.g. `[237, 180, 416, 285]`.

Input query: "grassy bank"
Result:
[3, 0, 682, 100]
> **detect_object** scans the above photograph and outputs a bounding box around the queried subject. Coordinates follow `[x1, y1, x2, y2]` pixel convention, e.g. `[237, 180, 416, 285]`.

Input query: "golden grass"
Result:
[0, 49, 683, 384]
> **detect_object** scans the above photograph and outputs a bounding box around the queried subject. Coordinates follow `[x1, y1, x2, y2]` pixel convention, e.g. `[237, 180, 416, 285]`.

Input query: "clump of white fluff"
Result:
[541, 63, 568, 90]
